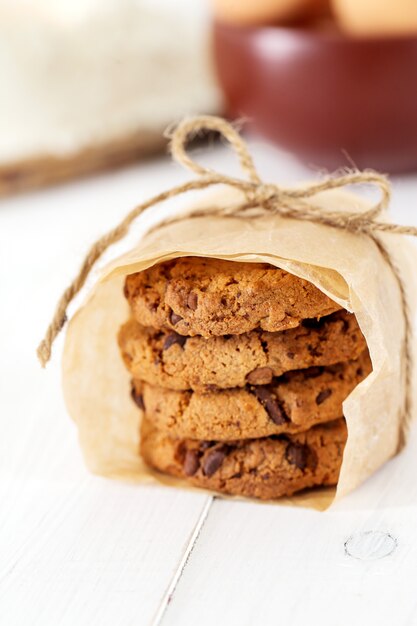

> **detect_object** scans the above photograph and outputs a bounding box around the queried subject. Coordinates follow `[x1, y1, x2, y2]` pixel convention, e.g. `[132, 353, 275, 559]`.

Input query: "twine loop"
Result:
[36, 115, 417, 440]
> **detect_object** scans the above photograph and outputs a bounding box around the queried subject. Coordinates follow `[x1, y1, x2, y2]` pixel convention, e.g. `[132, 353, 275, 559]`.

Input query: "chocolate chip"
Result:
[316, 388, 332, 405]
[303, 366, 323, 379]
[356, 367, 364, 377]
[163, 331, 187, 350]
[170, 312, 183, 325]
[252, 387, 288, 424]
[130, 387, 145, 410]
[202, 449, 226, 476]
[246, 367, 274, 385]
[183, 450, 200, 476]
[307, 344, 321, 357]
[286, 351, 295, 359]
[285, 442, 309, 470]
[260, 338, 269, 353]
[187, 292, 198, 310]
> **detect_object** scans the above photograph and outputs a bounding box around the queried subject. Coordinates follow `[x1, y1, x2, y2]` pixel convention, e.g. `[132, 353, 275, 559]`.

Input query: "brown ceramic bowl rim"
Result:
[214, 19, 417, 46]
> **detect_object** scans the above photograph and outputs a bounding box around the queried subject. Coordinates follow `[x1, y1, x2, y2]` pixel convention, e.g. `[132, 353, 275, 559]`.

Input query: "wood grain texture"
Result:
[1, 141, 416, 626]
[162, 430, 417, 626]
[0, 478, 213, 626]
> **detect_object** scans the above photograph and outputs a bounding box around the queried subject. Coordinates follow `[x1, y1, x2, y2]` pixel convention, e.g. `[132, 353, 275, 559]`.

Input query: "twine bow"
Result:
[37, 116, 417, 437]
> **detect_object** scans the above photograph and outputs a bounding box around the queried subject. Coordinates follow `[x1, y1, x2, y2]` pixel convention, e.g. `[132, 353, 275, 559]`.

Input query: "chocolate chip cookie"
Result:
[124, 257, 342, 337]
[119, 310, 366, 392]
[132, 350, 371, 440]
[140, 417, 347, 499]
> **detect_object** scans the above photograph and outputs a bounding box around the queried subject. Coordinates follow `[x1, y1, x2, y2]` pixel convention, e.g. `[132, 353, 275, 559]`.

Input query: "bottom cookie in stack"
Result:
[140, 417, 347, 500]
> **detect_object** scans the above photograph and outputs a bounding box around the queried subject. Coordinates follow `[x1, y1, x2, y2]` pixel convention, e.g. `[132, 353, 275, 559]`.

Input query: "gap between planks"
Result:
[151, 495, 214, 626]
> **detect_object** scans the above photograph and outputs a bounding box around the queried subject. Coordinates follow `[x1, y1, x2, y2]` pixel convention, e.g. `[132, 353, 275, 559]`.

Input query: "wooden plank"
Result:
[159, 429, 417, 626]
[0, 476, 211, 626]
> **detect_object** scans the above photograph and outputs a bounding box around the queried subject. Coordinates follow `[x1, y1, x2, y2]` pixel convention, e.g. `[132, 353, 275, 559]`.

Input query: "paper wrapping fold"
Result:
[62, 186, 417, 509]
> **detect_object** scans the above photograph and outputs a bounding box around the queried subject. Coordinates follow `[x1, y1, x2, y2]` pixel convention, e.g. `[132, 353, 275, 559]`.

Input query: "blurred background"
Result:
[1, 0, 417, 197]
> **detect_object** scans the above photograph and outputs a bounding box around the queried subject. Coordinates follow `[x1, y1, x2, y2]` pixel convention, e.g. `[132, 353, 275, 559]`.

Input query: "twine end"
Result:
[37, 340, 51, 368]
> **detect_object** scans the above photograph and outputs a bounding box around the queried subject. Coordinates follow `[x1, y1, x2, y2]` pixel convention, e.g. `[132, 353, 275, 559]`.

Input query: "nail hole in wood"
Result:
[344, 531, 397, 561]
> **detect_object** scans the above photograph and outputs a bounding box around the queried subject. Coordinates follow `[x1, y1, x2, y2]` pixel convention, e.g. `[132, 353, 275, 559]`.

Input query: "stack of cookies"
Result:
[118, 257, 371, 500]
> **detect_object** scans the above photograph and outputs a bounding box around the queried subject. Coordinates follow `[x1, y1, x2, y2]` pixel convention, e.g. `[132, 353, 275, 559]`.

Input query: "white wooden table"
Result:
[1, 139, 417, 626]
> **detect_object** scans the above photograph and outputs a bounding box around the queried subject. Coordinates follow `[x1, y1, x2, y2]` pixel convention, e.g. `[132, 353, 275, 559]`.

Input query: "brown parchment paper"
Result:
[62, 185, 417, 509]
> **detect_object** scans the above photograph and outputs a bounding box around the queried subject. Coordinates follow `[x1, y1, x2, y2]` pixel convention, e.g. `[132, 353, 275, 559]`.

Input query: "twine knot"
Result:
[247, 183, 280, 207]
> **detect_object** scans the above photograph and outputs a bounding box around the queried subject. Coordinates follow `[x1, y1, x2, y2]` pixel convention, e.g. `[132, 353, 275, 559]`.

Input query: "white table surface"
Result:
[1, 138, 417, 626]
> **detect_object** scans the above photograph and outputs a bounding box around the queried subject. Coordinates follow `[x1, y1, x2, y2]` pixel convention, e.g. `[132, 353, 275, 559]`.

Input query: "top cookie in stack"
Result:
[118, 257, 371, 500]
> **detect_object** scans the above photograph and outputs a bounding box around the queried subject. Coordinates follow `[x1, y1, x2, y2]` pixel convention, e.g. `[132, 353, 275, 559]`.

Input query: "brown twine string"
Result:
[37, 115, 417, 436]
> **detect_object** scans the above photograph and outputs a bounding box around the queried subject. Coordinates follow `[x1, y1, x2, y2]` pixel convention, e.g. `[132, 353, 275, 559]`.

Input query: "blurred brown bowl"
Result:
[213, 21, 417, 173]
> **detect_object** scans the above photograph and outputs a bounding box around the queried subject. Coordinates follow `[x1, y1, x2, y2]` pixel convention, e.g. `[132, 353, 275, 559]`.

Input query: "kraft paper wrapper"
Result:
[62, 185, 417, 509]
